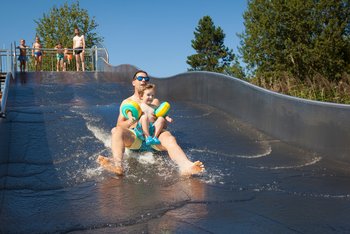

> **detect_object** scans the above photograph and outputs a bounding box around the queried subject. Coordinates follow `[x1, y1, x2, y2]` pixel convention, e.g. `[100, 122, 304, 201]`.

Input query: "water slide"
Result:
[1, 65, 350, 233]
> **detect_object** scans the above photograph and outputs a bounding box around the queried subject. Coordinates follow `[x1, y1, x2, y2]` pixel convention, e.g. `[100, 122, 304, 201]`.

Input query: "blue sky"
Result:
[0, 0, 247, 77]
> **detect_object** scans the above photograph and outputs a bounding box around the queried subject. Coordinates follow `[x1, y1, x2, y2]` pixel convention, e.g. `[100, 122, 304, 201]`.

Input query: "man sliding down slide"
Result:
[97, 70, 205, 176]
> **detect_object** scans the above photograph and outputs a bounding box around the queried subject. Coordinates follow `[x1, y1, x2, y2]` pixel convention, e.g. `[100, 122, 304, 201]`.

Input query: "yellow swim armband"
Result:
[154, 102, 170, 117]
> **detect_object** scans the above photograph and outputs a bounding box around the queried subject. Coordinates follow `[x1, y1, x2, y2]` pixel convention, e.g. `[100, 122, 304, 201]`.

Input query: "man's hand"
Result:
[128, 117, 137, 128]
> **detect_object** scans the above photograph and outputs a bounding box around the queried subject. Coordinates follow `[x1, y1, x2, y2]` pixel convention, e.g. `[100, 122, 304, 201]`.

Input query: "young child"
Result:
[63, 48, 72, 71]
[32, 36, 43, 71]
[17, 39, 28, 72]
[135, 83, 173, 145]
[55, 43, 64, 72]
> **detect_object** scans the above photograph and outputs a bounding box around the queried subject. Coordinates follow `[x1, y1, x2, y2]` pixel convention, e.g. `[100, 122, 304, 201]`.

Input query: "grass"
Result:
[250, 73, 350, 104]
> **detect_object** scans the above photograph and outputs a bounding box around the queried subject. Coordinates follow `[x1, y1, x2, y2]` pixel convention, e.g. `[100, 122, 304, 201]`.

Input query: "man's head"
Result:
[132, 70, 150, 94]
[74, 28, 80, 35]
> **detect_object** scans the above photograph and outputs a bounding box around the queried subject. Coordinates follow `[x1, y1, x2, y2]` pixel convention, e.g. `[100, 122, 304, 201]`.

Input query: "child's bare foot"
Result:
[97, 155, 123, 176]
[179, 161, 205, 177]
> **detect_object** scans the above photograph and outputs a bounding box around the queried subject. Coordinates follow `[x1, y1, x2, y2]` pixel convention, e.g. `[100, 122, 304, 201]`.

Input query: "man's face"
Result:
[133, 72, 149, 91]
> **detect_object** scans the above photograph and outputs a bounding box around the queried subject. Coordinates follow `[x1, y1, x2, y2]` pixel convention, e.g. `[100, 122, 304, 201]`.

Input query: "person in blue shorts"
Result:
[97, 70, 205, 176]
[32, 36, 43, 71]
[55, 42, 64, 72]
[17, 39, 28, 72]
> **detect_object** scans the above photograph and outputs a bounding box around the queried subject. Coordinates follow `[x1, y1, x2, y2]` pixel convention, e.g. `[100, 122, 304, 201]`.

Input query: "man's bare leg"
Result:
[80, 53, 85, 72]
[97, 126, 135, 175]
[75, 55, 80, 71]
[158, 131, 204, 176]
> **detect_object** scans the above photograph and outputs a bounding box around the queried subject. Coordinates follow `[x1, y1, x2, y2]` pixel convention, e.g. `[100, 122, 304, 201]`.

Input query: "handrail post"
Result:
[12, 42, 16, 79]
[94, 45, 97, 71]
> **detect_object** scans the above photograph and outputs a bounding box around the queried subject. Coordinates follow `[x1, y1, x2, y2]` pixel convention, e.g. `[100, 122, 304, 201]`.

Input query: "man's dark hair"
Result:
[132, 70, 148, 80]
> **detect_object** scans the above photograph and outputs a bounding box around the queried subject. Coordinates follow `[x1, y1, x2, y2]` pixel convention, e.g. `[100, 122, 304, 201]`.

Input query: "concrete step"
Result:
[0, 73, 6, 93]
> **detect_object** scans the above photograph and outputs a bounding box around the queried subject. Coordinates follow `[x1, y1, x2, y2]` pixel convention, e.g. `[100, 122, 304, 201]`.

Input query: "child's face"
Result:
[142, 88, 155, 105]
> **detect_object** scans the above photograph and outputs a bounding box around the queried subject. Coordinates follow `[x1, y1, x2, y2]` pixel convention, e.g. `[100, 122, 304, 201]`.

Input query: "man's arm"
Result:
[116, 113, 137, 129]
[116, 99, 138, 129]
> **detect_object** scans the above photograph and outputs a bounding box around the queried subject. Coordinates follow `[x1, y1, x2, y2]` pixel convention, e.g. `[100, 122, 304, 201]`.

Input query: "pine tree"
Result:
[187, 15, 243, 76]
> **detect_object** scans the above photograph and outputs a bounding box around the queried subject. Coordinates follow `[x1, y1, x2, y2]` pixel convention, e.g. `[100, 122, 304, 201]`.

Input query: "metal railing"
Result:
[1, 43, 109, 73]
[0, 72, 12, 117]
[0, 43, 109, 117]
[13, 46, 107, 72]
[0, 49, 12, 73]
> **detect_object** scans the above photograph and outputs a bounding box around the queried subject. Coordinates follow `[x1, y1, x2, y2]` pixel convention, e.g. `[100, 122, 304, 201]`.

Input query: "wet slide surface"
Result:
[1, 72, 350, 233]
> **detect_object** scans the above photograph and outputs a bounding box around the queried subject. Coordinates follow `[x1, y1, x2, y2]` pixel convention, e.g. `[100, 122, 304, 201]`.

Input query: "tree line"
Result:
[35, 0, 350, 103]
[187, 0, 350, 103]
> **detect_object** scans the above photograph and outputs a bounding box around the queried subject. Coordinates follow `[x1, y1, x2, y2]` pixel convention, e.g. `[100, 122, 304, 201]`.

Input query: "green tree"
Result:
[187, 15, 244, 77]
[225, 58, 246, 80]
[239, 0, 350, 81]
[35, 0, 102, 49]
[32, 1, 103, 71]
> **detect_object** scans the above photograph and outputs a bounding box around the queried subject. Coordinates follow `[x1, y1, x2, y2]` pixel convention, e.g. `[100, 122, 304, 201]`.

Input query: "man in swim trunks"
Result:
[32, 36, 43, 71]
[72, 28, 85, 71]
[17, 39, 28, 72]
[55, 42, 64, 72]
[97, 70, 205, 176]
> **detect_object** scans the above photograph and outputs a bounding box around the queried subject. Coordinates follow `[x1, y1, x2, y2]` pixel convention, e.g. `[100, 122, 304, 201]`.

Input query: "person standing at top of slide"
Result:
[72, 28, 85, 71]
[32, 36, 43, 71]
[17, 39, 28, 72]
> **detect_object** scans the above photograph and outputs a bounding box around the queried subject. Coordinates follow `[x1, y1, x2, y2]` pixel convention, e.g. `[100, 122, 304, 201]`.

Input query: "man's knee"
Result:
[111, 126, 119, 134]
[160, 131, 177, 146]
[111, 126, 127, 135]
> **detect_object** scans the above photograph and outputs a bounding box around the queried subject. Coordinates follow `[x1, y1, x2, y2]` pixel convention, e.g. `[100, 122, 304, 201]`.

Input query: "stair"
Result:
[0, 72, 6, 97]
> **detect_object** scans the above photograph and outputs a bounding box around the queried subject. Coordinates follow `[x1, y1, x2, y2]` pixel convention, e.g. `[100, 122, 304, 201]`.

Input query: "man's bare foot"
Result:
[179, 161, 205, 177]
[97, 155, 123, 176]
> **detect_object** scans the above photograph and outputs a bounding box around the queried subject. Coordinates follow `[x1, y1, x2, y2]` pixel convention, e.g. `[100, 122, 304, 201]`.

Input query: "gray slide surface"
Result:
[0, 71, 350, 233]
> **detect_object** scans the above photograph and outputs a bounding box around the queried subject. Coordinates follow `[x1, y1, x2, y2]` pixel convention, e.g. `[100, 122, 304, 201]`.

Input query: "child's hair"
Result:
[139, 83, 156, 97]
